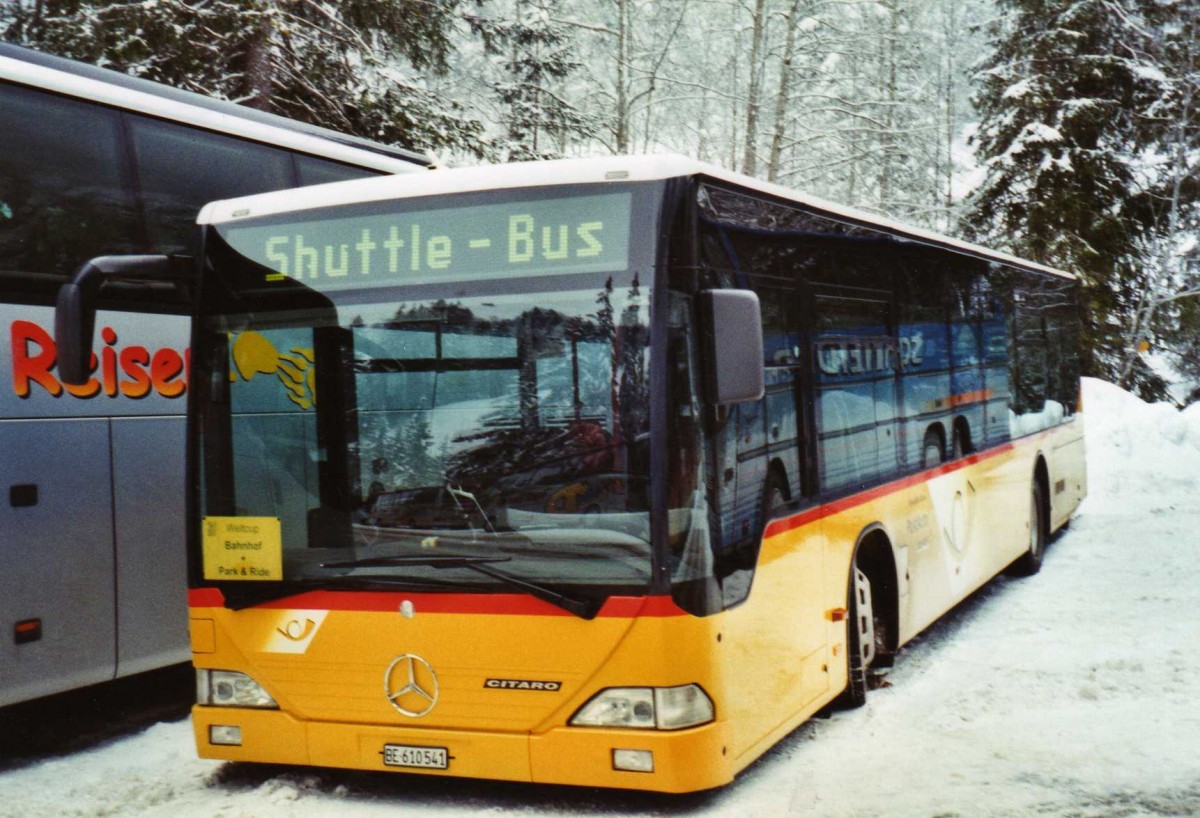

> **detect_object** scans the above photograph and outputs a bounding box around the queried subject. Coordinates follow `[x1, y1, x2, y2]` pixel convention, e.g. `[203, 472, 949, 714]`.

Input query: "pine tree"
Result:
[1117, 1, 1200, 398]
[482, 0, 595, 161]
[2, 0, 485, 157]
[963, 0, 1159, 389]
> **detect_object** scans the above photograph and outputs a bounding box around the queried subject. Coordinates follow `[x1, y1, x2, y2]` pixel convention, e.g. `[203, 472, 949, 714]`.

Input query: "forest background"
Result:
[3, 0, 1198, 403]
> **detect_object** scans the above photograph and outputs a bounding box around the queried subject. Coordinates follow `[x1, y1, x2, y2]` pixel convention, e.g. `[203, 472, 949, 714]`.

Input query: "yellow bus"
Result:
[59, 155, 1086, 792]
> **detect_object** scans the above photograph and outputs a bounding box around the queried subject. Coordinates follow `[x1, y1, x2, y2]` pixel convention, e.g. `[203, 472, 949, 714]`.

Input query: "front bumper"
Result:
[192, 705, 734, 793]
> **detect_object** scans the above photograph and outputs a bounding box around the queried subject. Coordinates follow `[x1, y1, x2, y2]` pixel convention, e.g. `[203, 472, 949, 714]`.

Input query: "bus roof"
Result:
[0, 42, 431, 174]
[199, 153, 1073, 280]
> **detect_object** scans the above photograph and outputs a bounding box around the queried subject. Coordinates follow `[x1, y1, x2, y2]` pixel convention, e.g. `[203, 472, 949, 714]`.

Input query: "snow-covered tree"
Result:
[1115, 1, 1200, 398]
[2, 0, 486, 157]
[963, 0, 1159, 387]
[479, 0, 595, 161]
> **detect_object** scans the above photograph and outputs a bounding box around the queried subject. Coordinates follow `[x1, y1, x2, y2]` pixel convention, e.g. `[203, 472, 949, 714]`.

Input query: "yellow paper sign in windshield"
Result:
[202, 516, 283, 581]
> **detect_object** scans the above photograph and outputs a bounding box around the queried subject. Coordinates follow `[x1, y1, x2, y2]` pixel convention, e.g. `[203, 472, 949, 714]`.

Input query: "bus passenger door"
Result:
[722, 287, 829, 754]
[0, 419, 117, 706]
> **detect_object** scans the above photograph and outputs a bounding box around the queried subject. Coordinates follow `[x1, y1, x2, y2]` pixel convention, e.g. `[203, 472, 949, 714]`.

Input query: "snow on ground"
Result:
[2, 377, 1200, 817]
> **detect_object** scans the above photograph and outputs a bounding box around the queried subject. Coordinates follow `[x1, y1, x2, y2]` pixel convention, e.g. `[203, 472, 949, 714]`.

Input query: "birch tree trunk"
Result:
[766, 0, 804, 182]
[741, 0, 769, 175]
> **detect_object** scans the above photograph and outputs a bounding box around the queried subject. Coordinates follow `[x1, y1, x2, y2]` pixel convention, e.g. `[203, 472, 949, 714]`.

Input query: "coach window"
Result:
[0, 83, 137, 296]
[130, 117, 294, 255]
[295, 155, 384, 187]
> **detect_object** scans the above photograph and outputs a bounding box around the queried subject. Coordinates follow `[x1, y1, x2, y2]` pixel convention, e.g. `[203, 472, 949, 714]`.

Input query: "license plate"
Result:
[383, 743, 449, 770]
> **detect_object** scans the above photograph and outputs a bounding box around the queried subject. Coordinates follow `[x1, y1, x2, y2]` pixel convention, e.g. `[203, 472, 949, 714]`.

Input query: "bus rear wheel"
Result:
[1007, 480, 1045, 577]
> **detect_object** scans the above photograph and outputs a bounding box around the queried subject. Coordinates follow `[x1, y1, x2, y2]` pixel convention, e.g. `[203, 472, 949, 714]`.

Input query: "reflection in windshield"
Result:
[209, 276, 653, 590]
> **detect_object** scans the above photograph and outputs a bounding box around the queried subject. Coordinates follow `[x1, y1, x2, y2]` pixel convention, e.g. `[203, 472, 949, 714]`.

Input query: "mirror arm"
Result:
[54, 255, 190, 386]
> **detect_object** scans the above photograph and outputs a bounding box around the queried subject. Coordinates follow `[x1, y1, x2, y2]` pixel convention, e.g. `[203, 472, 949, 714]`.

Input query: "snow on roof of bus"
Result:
[0, 42, 431, 173]
[199, 153, 1074, 280]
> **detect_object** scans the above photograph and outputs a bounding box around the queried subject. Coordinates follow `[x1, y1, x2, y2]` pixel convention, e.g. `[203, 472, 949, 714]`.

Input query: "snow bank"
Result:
[1081, 376, 1200, 513]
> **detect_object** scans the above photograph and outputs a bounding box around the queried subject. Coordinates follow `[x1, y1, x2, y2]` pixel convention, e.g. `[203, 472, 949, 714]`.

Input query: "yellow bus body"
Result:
[190, 419, 1084, 792]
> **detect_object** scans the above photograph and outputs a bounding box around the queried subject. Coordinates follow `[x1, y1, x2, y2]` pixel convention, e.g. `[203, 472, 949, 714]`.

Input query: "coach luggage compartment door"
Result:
[0, 418, 117, 706]
[112, 415, 189, 677]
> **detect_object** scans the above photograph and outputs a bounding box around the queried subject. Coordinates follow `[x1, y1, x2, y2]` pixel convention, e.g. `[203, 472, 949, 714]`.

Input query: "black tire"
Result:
[834, 566, 869, 709]
[762, 470, 788, 525]
[1007, 480, 1046, 576]
[922, 427, 944, 468]
[952, 420, 970, 460]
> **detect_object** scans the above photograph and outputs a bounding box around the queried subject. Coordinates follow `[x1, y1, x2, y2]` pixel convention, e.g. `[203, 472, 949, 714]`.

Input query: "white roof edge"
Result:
[200, 153, 1074, 280]
[196, 155, 698, 226]
[0, 55, 423, 174]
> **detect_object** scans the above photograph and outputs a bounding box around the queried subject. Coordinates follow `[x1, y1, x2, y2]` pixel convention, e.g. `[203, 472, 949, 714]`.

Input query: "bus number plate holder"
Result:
[383, 743, 449, 770]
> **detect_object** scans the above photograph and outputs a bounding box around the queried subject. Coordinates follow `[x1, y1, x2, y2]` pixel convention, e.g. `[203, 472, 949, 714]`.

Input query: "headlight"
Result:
[570, 684, 714, 730]
[196, 669, 277, 709]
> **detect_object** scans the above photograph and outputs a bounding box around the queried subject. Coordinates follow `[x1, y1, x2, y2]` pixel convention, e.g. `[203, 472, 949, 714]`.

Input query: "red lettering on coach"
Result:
[10, 320, 188, 400]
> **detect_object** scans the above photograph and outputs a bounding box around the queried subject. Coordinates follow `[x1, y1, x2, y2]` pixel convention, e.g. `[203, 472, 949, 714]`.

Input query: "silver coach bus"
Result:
[0, 42, 429, 706]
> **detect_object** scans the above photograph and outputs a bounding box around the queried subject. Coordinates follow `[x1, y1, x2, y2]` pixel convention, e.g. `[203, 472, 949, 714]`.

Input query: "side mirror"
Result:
[700, 289, 764, 405]
[55, 255, 188, 385]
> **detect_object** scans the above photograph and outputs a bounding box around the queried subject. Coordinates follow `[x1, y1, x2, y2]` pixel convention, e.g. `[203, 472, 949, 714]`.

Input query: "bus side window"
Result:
[128, 116, 295, 255]
[0, 82, 138, 293]
[758, 284, 802, 503]
[1045, 300, 1081, 421]
[1012, 292, 1049, 422]
[813, 294, 895, 491]
[896, 258, 951, 469]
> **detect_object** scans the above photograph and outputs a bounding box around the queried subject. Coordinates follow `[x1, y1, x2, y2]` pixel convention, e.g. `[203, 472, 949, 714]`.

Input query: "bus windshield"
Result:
[193, 185, 658, 603]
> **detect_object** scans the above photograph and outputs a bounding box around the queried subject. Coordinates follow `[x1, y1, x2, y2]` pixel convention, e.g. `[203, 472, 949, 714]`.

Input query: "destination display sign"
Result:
[220, 191, 633, 290]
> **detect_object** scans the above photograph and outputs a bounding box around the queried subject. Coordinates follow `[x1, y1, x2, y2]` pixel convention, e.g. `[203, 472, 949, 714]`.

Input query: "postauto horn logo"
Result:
[229, 331, 317, 410]
[11, 320, 188, 400]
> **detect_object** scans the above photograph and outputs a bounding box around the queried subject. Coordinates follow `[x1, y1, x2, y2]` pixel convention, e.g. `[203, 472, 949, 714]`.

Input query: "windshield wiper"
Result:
[322, 555, 510, 569]
[320, 554, 602, 620]
[217, 574, 467, 611]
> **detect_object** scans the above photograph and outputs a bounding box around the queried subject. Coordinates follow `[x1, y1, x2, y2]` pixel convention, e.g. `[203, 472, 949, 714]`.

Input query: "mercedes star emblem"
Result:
[383, 653, 439, 717]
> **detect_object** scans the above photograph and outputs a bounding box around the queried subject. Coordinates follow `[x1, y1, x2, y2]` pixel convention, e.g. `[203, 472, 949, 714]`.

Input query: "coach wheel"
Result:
[952, 421, 971, 460]
[835, 564, 874, 709]
[762, 470, 788, 525]
[922, 427, 944, 468]
[1007, 480, 1046, 577]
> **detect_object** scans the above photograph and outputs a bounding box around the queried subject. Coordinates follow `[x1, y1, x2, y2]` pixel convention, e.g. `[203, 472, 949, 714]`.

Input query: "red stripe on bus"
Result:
[188, 587, 687, 618]
[949, 389, 994, 408]
[763, 439, 1018, 539]
[927, 388, 996, 412]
